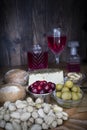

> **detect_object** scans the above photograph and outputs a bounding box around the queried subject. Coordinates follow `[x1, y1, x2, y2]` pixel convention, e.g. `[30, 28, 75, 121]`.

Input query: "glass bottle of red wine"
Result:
[67, 41, 80, 72]
[27, 43, 48, 71]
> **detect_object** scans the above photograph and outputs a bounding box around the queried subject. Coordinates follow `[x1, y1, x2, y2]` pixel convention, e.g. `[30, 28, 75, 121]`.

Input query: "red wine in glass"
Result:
[47, 35, 66, 54]
[47, 28, 67, 64]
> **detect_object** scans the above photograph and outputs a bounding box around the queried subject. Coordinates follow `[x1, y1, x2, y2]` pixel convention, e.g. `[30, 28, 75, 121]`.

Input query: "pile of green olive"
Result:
[56, 80, 83, 101]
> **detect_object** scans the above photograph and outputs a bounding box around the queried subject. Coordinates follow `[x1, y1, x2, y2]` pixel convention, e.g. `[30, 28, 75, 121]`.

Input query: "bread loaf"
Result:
[0, 83, 26, 103]
[4, 69, 28, 85]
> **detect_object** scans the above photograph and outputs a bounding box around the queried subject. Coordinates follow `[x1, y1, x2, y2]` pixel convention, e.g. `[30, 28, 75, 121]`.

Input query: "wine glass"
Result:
[47, 28, 67, 64]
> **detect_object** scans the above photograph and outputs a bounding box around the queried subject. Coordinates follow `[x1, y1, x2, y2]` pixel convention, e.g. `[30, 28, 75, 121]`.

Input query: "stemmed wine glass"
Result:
[47, 28, 67, 64]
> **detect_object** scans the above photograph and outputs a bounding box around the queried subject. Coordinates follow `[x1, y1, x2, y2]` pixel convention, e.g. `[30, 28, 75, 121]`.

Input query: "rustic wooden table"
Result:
[0, 63, 87, 130]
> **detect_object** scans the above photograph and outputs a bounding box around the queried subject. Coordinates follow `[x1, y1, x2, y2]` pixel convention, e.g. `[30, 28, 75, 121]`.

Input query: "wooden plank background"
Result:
[0, 0, 87, 67]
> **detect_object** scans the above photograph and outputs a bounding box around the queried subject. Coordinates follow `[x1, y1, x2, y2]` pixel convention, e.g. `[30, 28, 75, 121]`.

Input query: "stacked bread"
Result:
[0, 69, 28, 103]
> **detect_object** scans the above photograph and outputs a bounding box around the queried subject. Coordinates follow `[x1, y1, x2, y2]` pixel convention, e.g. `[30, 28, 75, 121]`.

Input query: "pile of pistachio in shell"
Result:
[0, 97, 68, 130]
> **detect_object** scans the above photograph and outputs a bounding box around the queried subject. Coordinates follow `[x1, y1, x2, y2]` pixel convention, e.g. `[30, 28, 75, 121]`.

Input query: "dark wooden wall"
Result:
[0, 0, 87, 67]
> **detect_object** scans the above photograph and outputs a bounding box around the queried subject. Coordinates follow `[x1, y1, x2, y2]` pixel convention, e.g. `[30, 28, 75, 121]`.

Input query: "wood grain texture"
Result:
[0, 0, 87, 66]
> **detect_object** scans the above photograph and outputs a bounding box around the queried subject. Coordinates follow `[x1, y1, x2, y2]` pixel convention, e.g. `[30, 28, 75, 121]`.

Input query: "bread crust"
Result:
[0, 83, 26, 103]
[4, 69, 28, 85]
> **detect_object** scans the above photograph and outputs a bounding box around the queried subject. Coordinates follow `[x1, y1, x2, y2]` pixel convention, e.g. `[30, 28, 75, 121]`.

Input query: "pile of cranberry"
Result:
[28, 80, 56, 94]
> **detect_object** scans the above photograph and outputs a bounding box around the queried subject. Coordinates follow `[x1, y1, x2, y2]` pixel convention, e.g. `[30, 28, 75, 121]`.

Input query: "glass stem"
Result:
[55, 54, 59, 64]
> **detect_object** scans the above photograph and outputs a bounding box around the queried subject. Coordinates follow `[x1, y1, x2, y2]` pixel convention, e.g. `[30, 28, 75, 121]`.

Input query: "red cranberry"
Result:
[48, 82, 55, 90]
[37, 85, 43, 91]
[51, 83, 55, 90]
[28, 85, 33, 91]
[29, 80, 55, 94]
[44, 84, 50, 93]
[31, 88, 38, 94]
[39, 90, 45, 94]
[48, 88, 53, 93]
[39, 80, 47, 87]
[33, 80, 40, 87]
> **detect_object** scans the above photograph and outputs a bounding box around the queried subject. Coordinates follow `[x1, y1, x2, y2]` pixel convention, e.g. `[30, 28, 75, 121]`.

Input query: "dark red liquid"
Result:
[67, 63, 80, 72]
[47, 36, 66, 54]
[27, 51, 48, 70]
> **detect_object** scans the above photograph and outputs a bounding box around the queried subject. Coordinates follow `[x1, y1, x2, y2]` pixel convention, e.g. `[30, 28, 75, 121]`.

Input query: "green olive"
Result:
[76, 86, 81, 92]
[61, 91, 72, 100]
[64, 80, 73, 88]
[71, 92, 79, 100]
[71, 86, 78, 92]
[77, 92, 83, 99]
[62, 87, 69, 92]
[56, 91, 62, 98]
[56, 84, 63, 91]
